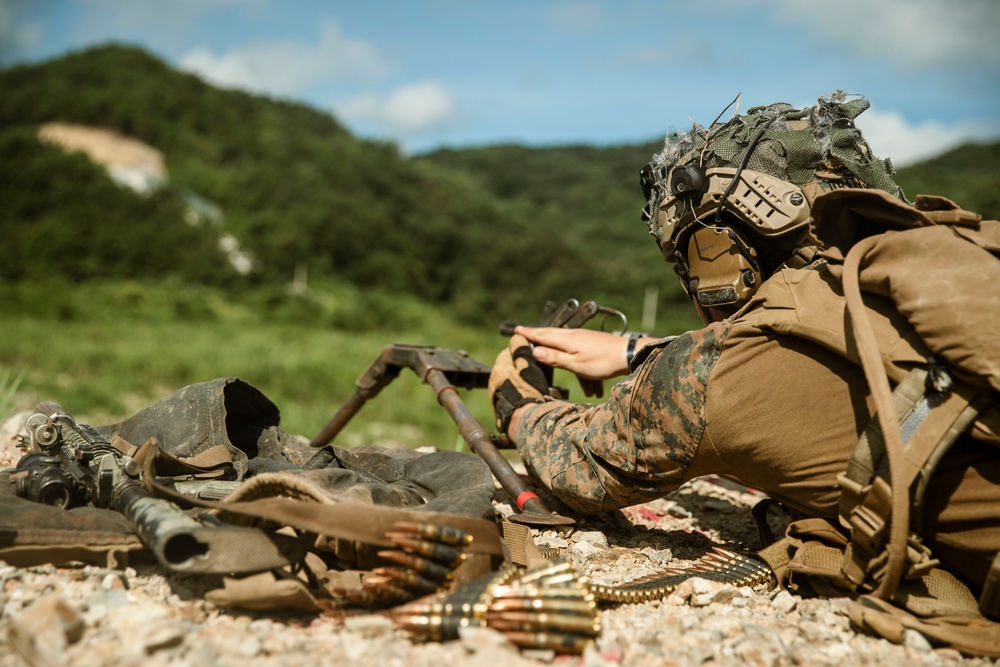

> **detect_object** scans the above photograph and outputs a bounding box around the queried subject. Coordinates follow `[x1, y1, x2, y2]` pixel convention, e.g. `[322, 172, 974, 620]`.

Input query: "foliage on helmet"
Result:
[641, 92, 907, 251]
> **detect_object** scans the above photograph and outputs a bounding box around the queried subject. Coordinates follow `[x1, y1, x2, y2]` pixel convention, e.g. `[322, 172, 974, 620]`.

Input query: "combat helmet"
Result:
[640, 92, 905, 321]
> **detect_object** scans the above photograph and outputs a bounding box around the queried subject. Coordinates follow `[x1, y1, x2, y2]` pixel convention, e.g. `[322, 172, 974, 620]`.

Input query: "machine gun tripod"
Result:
[310, 298, 629, 528]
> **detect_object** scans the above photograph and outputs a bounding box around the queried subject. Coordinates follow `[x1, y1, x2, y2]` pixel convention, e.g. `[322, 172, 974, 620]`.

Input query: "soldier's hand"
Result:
[489, 334, 550, 433]
[515, 326, 645, 380]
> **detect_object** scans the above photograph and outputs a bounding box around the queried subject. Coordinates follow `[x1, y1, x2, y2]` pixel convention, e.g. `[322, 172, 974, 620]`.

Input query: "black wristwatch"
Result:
[625, 332, 642, 366]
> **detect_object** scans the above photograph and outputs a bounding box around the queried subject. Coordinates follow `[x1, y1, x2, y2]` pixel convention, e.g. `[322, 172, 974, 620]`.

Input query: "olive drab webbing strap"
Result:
[840, 235, 910, 599]
[918, 198, 984, 226]
[849, 595, 1000, 658]
[835, 366, 988, 593]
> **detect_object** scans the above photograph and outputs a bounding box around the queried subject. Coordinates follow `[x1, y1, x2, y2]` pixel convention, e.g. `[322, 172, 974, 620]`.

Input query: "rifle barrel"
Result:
[116, 483, 303, 574]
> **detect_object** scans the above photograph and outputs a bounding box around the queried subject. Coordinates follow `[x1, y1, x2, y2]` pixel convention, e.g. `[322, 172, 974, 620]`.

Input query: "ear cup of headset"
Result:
[684, 224, 762, 313]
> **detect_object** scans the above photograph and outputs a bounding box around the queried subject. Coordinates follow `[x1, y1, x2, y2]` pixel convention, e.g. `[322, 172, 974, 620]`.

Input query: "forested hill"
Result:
[893, 142, 1000, 220]
[2, 44, 997, 325]
[0, 44, 602, 322]
[417, 140, 1000, 229]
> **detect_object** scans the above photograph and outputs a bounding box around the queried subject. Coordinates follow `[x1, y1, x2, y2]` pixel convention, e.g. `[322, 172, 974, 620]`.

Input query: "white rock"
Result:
[237, 634, 262, 657]
[669, 576, 731, 607]
[570, 540, 603, 562]
[343, 614, 394, 638]
[536, 535, 571, 549]
[647, 548, 673, 565]
[821, 642, 855, 661]
[573, 531, 609, 548]
[770, 590, 798, 613]
[457, 625, 515, 653]
[902, 628, 933, 652]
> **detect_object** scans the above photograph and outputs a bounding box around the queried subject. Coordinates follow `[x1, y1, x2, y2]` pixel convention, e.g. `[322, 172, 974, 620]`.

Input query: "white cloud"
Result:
[765, 0, 1000, 70]
[854, 107, 1000, 167]
[337, 80, 457, 133]
[180, 20, 388, 97]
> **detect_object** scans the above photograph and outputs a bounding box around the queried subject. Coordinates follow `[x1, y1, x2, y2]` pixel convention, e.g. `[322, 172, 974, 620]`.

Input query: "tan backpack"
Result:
[741, 188, 1000, 657]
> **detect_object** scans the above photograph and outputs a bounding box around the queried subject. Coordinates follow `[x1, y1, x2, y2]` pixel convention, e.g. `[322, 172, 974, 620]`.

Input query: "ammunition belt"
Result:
[589, 547, 775, 605]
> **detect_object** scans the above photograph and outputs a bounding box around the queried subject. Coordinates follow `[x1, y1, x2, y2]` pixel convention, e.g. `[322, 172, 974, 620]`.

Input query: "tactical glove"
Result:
[489, 334, 550, 433]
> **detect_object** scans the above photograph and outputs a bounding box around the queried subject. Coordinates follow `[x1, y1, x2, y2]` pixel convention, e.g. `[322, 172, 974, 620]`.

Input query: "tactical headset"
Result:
[641, 119, 812, 322]
[641, 96, 907, 323]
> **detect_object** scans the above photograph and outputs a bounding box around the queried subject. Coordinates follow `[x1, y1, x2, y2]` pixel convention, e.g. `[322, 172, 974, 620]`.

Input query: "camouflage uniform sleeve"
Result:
[512, 324, 729, 513]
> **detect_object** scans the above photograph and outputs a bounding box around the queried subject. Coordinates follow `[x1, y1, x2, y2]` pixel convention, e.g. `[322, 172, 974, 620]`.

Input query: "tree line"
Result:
[2, 44, 996, 326]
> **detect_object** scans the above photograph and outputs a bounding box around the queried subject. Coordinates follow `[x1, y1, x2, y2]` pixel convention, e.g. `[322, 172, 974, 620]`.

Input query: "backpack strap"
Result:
[836, 365, 988, 588]
[914, 194, 983, 226]
[839, 237, 992, 601]
[837, 365, 987, 531]
[840, 234, 910, 598]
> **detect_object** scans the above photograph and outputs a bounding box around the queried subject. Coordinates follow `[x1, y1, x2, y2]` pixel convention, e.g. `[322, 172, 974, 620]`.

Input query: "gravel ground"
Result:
[0, 415, 997, 667]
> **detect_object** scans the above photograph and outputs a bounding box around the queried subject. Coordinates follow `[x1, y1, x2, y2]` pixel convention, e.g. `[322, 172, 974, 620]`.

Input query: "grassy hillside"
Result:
[894, 142, 1000, 220]
[0, 126, 231, 284]
[0, 44, 597, 325]
[415, 142, 686, 321]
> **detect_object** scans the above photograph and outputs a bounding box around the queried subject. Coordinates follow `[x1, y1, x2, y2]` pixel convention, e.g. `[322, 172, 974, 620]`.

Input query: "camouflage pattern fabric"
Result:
[513, 325, 728, 513]
[511, 276, 1000, 593]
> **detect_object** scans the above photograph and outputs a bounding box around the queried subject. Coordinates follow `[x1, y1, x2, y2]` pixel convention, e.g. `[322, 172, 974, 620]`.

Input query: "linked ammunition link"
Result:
[333, 521, 474, 608]
[588, 547, 775, 605]
[391, 558, 600, 654]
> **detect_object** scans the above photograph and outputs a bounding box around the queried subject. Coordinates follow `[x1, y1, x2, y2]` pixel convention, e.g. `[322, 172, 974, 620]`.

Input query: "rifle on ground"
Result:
[11, 402, 303, 574]
[309, 298, 628, 528]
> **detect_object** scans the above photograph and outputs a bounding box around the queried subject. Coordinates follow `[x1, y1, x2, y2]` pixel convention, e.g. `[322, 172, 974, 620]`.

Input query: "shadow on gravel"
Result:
[507, 473, 794, 559]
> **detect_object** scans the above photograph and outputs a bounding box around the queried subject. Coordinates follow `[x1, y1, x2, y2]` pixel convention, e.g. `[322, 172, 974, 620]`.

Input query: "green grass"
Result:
[0, 278, 701, 451]
[0, 279, 496, 448]
[0, 368, 26, 424]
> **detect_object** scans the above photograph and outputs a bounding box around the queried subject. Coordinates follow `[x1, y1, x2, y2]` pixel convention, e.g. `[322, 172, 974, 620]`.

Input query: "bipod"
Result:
[310, 344, 576, 528]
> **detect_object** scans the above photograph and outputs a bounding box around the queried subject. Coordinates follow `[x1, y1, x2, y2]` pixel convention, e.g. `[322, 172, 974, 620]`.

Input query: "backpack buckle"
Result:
[841, 477, 893, 588]
[867, 535, 940, 585]
[848, 477, 892, 556]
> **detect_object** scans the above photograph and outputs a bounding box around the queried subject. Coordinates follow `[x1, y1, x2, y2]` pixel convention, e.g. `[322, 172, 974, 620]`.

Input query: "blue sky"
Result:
[3, 0, 999, 165]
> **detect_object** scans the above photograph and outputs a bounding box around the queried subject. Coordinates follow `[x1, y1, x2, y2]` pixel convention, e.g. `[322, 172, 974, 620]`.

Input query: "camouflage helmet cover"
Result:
[641, 93, 906, 263]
